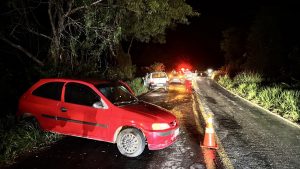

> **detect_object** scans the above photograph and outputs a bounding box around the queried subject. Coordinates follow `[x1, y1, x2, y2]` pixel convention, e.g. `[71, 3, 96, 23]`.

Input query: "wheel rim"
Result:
[120, 133, 139, 154]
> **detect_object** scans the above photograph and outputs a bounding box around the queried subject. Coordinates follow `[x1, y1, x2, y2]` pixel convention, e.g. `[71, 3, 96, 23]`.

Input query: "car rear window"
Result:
[152, 72, 167, 78]
[32, 82, 64, 101]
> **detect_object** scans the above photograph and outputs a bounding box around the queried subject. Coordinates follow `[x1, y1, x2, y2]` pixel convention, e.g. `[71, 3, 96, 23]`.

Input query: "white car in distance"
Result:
[143, 72, 169, 91]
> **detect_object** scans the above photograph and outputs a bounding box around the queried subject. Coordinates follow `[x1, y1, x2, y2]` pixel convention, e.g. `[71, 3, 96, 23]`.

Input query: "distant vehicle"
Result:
[168, 71, 184, 84]
[17, 78, 179, 157]
[199, 71, 208, 77]
[183, 70, 194, 80]
[143, 72, 169, 90]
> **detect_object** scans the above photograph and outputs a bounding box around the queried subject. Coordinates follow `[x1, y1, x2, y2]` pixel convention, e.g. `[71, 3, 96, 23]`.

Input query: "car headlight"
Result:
[152, 123, 170, 130]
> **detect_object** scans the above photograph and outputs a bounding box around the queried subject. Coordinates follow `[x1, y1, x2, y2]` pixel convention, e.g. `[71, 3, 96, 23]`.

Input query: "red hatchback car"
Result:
[17, 79, 179, 157]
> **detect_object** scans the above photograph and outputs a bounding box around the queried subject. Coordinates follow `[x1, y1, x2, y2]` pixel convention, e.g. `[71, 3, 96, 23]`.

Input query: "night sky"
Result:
[131, 0, 260, 71]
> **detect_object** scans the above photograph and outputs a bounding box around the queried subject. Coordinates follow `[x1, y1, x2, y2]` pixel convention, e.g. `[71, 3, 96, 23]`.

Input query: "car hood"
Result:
[119, 101, 176, 122]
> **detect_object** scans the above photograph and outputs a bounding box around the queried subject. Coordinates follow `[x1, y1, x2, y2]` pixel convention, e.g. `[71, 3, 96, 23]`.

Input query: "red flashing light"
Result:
[178, 63, 192, 72]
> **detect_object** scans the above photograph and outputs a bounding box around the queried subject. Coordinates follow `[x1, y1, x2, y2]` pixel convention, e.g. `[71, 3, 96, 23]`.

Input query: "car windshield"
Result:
[96, 82, 138, 106]
[152, 72, 167, 78]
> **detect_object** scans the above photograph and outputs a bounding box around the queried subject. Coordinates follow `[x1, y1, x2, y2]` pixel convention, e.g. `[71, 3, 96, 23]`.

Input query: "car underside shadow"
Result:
[7, 136, 154, 169]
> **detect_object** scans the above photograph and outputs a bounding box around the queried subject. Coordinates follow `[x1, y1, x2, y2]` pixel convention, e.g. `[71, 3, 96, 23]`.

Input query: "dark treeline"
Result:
[220, 2, 300, 82]
[0, 0, 198, 122]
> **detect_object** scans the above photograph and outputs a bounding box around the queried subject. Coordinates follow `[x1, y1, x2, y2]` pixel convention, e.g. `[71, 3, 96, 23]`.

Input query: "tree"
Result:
[146, 62, 165, 72]
[245, 5, 282, 77]
[1, 0, 198, 77]
[114, 0, 199, 78]
[220, 27, 247, 76]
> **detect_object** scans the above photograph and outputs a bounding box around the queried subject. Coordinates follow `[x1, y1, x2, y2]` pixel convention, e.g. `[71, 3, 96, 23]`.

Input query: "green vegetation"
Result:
[217, 72, 300, 122]
[1, 0, 198, 77]
[144, 62, 166, 72]
[0, 118, 61, 166]
[127, 78, 149, 96]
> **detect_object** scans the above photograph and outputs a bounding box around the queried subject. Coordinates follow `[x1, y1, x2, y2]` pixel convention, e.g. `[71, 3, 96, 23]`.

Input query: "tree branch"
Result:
[0, 37, 44, 66]
[48, 1, 57, 39]
[127, 37, 134, 55]
[27, 29, 52, 40]
[64, 0, 103, 17]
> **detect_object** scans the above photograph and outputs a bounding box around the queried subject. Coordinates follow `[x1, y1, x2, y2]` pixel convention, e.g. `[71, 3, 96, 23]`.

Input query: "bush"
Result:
[257, 86, 282, 110]
[211, 70, 226, 81]
[127, 78, 148, 96]
[234, 72, 262, 84]
[279, 90, 300, 121]
[216, 71, 300, 122]
[218, 75, 233, 89]
[235, 83, 259, 100]
[106, 65, 136, 80]
[245, 83, 259, 100]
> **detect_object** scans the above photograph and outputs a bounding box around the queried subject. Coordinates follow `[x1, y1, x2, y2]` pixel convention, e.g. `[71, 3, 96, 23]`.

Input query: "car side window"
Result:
[32, 82, 64, 101]
[65, 83, 100, 107]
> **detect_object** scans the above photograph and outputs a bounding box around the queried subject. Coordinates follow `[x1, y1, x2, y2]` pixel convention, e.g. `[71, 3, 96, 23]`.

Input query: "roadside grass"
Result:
[0, 117, 61, 166]
[217, 72, 300, 122]
[127, 77, 149, 96]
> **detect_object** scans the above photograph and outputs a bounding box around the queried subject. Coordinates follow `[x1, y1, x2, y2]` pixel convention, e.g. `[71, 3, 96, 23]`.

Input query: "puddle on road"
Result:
[218, 117, 242, 130]
[204, 96, 217, 104]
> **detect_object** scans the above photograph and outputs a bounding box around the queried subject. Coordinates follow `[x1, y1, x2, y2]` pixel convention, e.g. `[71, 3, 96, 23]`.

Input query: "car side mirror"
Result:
[93, 99, 108, 109]
[93, 101, 103, 109]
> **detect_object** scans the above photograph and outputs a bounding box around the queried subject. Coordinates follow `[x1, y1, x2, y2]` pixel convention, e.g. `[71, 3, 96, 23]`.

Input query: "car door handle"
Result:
[60, 107, 68, 112]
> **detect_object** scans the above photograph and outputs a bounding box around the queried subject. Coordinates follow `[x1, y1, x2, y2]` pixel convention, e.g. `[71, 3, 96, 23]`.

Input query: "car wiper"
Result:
[115, 99, 138, 106]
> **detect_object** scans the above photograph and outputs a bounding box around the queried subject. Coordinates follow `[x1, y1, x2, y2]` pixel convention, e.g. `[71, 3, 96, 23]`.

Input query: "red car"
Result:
[17, 79, 179, 157]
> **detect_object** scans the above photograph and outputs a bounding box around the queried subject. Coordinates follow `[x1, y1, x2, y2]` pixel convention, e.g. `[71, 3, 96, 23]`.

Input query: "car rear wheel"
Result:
[116, 128, 145, 157]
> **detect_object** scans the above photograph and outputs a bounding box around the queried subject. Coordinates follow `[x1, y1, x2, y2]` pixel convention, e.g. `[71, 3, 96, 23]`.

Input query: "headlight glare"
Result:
[152, 123, 170, 130]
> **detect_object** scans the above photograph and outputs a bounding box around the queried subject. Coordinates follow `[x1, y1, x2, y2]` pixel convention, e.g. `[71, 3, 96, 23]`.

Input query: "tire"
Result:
[148, 85, 153, 90]
[116, 128, 145, 157]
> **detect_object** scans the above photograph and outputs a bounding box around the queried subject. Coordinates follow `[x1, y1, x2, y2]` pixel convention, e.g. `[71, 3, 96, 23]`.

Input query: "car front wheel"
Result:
[116, 128, 145, 157]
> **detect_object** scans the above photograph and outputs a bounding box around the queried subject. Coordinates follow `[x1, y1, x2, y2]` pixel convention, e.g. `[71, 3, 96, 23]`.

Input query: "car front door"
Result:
[58, 82, 109, 139]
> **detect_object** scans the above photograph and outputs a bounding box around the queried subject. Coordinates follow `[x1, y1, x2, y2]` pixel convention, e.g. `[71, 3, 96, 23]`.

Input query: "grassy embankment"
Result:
[216, 72, 300, 122]
[0, 77, 148, 166]
[0, 117, 61, 166]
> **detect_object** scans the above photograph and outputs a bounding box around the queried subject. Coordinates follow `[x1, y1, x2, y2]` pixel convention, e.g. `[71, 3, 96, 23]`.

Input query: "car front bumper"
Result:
[145, 127, 180, 150]
[150, 83, 168, 89]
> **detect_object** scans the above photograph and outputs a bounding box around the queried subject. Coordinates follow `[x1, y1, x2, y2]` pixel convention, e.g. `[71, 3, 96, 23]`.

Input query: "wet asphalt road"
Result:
[195, 77, 300, 169]
[7, 83, 219, 169]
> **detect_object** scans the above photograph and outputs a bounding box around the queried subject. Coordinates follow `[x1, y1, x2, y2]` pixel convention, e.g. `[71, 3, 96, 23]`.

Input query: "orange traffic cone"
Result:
[201, 115, 218, 149]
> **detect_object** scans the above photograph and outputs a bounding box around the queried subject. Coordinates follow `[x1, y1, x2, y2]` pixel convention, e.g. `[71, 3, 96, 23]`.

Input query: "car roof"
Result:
[151, 71, 166, 74]
[39, 78, 112, 86]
